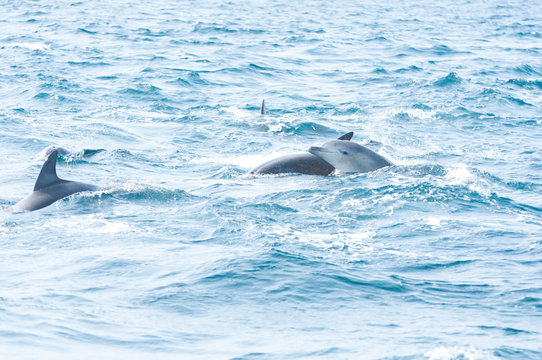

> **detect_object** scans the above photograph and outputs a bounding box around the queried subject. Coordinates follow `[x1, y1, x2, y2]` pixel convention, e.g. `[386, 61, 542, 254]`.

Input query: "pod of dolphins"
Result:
[11, 102, 392, 212]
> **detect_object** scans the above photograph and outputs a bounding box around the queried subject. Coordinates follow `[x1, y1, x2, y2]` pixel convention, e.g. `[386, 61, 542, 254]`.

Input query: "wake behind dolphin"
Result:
[250, 132, 392, 176]
[12, 149, 98, 212]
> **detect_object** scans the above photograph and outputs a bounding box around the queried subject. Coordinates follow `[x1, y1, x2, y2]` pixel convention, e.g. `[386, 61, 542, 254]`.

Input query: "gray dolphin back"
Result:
[12, 150, 97, 212]
[309, 138, 392, 173]
[250, 153, 335, 176]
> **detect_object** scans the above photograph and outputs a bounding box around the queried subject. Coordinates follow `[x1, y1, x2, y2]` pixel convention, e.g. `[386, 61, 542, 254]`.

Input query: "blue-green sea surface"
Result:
[1, 0, 541, 359]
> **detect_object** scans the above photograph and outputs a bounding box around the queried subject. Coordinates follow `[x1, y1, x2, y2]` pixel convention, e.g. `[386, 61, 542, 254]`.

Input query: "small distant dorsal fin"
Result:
[34, 150, 61, 191]
[338, 132, 353, 141]
[260, 99, 265, 115]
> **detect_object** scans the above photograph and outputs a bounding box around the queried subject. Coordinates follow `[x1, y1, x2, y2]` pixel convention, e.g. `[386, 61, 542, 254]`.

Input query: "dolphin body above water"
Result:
[250, 132, 392, 176]
[249, 152, 336, 175]
[12, 149, 98, 212]
[308, 133, 392, 173]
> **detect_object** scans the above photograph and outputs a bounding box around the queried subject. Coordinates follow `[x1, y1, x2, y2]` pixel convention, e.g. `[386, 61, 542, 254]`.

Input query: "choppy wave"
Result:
[1, 0, 542, 359]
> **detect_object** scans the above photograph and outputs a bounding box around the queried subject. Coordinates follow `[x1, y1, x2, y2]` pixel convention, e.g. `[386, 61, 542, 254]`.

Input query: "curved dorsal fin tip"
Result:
[260, 99, 265, 115]
[338, 132, 354, 141]
[33, 149, 61, 191]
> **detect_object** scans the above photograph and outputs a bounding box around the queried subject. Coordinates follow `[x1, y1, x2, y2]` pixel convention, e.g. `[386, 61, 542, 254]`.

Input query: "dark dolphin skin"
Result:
[250, 152, 335, 175]
[250, 132, 354, 176]
[12, 150, 98, 212]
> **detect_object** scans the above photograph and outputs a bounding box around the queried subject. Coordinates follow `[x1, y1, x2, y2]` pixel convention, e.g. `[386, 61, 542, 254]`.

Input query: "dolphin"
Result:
[250, 132, 355, 176]
[249, 152, 335, 175]
[308, 133, 392, 173]
[12, 149, 98, 212]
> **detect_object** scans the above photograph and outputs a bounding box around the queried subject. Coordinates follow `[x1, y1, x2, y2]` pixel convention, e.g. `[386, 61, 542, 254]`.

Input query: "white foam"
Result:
[8, 42, 51, 51]
[291, 228, 377, 254]
[425, 345, 497, 360]
[221, 105, 296, 133]
[390, 107, 437, 120]
[426, 216, 448, 228]
[43, 214, 132, 234]
[445, 164, 474, 185]
[443, 163, 490, 196]
[189, 151, 295, 169]
[221, 106, 253, 118]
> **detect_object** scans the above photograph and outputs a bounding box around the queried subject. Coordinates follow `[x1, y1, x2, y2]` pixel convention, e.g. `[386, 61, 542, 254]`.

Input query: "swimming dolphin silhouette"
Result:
[12, 149, 98, 212]
[249, 152, 335, 175]
[250, 132, 383, 175]
[308, 133, 392, 173]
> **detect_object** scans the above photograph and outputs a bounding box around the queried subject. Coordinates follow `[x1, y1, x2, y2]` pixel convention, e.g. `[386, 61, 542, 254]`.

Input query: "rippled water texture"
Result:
[1, 0, 541, 359]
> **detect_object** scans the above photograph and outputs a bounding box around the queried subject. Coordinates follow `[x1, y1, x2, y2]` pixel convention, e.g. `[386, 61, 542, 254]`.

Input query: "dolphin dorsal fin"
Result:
[34, 150, 61, 191]
[338, 132, 353, 141]
[260, 100, 265, 115]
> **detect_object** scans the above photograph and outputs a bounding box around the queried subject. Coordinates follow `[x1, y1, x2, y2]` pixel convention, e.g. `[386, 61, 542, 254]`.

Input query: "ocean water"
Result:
[1, 0, 541, 358]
